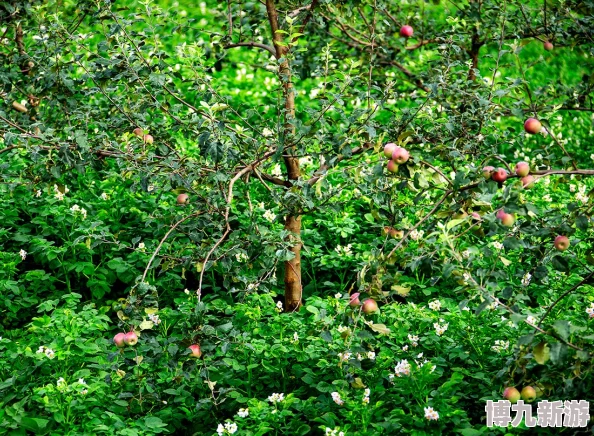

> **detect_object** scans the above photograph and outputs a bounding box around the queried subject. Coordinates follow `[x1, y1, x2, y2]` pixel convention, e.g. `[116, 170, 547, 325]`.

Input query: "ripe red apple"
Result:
[515, 162, 530, 177]
[524, 118, 542, 134]
[554, 235, 570, 251]
[496, 209, 507, 219]
[503, 387, 521, 404]
[143, 134, 154, 144]
[387, 160, 399, 173]
[362, 298, 378, 314]
[188, 344, 202, 358]
[113, 332, 126, 348]
[521, 386, 536, 403]
[544, 41, 553, 51]
[491, 168, 508, 183]
[384, 142, 397, 158]
[133, 127, 144, 137]
[500, 213, 515, 227]
[177, 193, 189, 205]
[391, 147, 410, 164]
[521, 175, 535, 189]
[349, 292, 361, 307]
[400, 25, 414, 38]
[482, 166, 495, 179]
[123, 331, 138, 346]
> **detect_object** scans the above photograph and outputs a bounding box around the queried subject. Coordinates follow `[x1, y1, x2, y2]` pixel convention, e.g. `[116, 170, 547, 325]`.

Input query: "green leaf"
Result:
[533, 342, 550, 364]
[369, 323, 391, 334]
[552, 320, 570, 341]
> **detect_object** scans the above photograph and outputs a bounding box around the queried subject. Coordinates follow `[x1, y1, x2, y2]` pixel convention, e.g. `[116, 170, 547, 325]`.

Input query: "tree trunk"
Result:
[266, 0, 303, 311]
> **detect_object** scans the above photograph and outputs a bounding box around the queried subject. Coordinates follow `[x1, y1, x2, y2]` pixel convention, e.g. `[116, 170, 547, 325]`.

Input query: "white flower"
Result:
[247, 283, 258, 291]
[356, 353, 363, 361]
[338, 352, 351, 362]
[237, 408, 249, 418]
[262, 128, 274, 137]
[409, 229, 424, 241]
[394, 359, 411, 377]
[570, 185, 577, 193]
[270, 164, 283, 177]
[19, 249, 27, 260]
[148, 185, 155, 192]
[44, 348, 55, 358]
[522, 272, 532, 287]
[100, 192, 109, 200]
[78, 378, 87, 385]
[335, 293, 342, 299]
[576, 192, 589, 204]
[585, 307, 594, 318]
[543, 194, 553, 202]
[36, 346, 45, 354]
[57, 377, 66, 387]
[148, 313, 161, 325]
[53, 184, 68, 200]
[263, 209, 276, 222]
[491, 340, 510, 353]
[267, 393, 285, 404]
[591, 153, 594, 161]
[184, 288, 190, 295]
[526, 316, 537, 326]
[217, 424, 225, 436]
[138, 242, 145, 250]
[299, 156, 313, 167]
[408, 334, 419, 347]
[367, 351, 376, 360]
[235, 252, 249, 262]
[462, 273, 472, 284]
[276, 301, 283, 312]
[424, 406, 439, 420]
[35, 189, 42, 197]
[224, 422, 238, 434]
[70, 204, 87, 219]
[337, 325, 348, 333]
[331, 392, 344, 405]
[462, 249, 471, 258]
[462, 306, 470, 311]
[402, 345, 409, 351]
[80, 389, 88, 395]
[334, 244, 353, 256]
[291, 332, 299, 343]
[433, 322, 448, 336]
[428, 300, 441, 311]
[362, 388, 370, 404]
[417, 352, 424, 359]
[492, 241, 504, 250]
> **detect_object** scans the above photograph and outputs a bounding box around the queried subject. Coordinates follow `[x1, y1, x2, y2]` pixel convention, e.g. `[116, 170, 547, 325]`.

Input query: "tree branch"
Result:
[224, 42, 277, 57]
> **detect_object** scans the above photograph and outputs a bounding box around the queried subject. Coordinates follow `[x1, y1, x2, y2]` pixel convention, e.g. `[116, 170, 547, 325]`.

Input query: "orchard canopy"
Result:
[1, 0, 594, 435]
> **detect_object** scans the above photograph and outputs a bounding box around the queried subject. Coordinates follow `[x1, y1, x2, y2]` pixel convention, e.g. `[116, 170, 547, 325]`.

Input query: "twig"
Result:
[537, 272, 594, 328]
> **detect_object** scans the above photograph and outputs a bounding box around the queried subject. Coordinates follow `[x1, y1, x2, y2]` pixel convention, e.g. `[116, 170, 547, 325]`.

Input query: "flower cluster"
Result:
[433, 320, 449, 336]
[428, 300, 441, 311]
[235, 252, 249, 262]
[394, 359, 412, 377]
[267, 393, 285, 404]
[263, 209, 276, 223]
[324, 428, 345, 436]
[338, 352, 351, 362]
[424, 406, 439, 421]
[491, 241, 504, 250]
[408, 334, 419, 347]
[100, 192, 109, 200]
[362, 388, 371, 404]
[216, 422, 238, 435]
[275, 301, 283, 312]
[575, 184, 589, 204]
[586, 303, 594, 318]
[526, 315, 537, 326]
[337, 325, 349, 333]
[19, 249, 27, 260]
[522, 272, 532, 287]
[331, 392, 344, 406]
[70, 204, 88, 219]
[409, 229, 424, 241]
[334, 244, 353, 256]
[491, 340, 510, 353]
[148, 313, 161, 325]
[36, 346, 55, 358]
[237, 408, 249, 418]
[53, 184, 69, 201]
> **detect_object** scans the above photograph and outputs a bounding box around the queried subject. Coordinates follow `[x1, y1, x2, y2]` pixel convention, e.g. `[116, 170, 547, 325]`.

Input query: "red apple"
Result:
[113, 332, 126, 348]
[515, 162, 530, 177]
[496, 209, 507, 219]
[521, 175, 535, 189]
[492, 168, 508, 183]
[133, 127, 144, 137]
[387, 160, 399, 173]
[177, 193, 189, 205]
[521, 386, 536, 403]
[503, 387, 521, 404]
[554, 235, 570, 251]
[188, 344, 202, 358]
[500, 213, 515, 227]
[524, 118, 542, 134]
[482, 166, 495, 179]
[400, 25, 414, 38]
[391, 147, 410, 164]
[544, 41, 553, 51]
[143, 134, 154, 144]
[349, 292, 361, 307]
[384, 142, 397, 158]
[362, 298, 378, 314]
[123, 331, 138, 346]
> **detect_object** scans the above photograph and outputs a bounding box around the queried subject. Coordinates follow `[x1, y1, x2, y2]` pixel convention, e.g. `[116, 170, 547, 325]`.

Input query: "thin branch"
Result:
[224, 42, 276, 57]
[538, 272, 594, 328]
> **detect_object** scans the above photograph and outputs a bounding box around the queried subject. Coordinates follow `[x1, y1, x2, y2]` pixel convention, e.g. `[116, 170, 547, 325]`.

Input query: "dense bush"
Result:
[1, 0, 593, 434]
